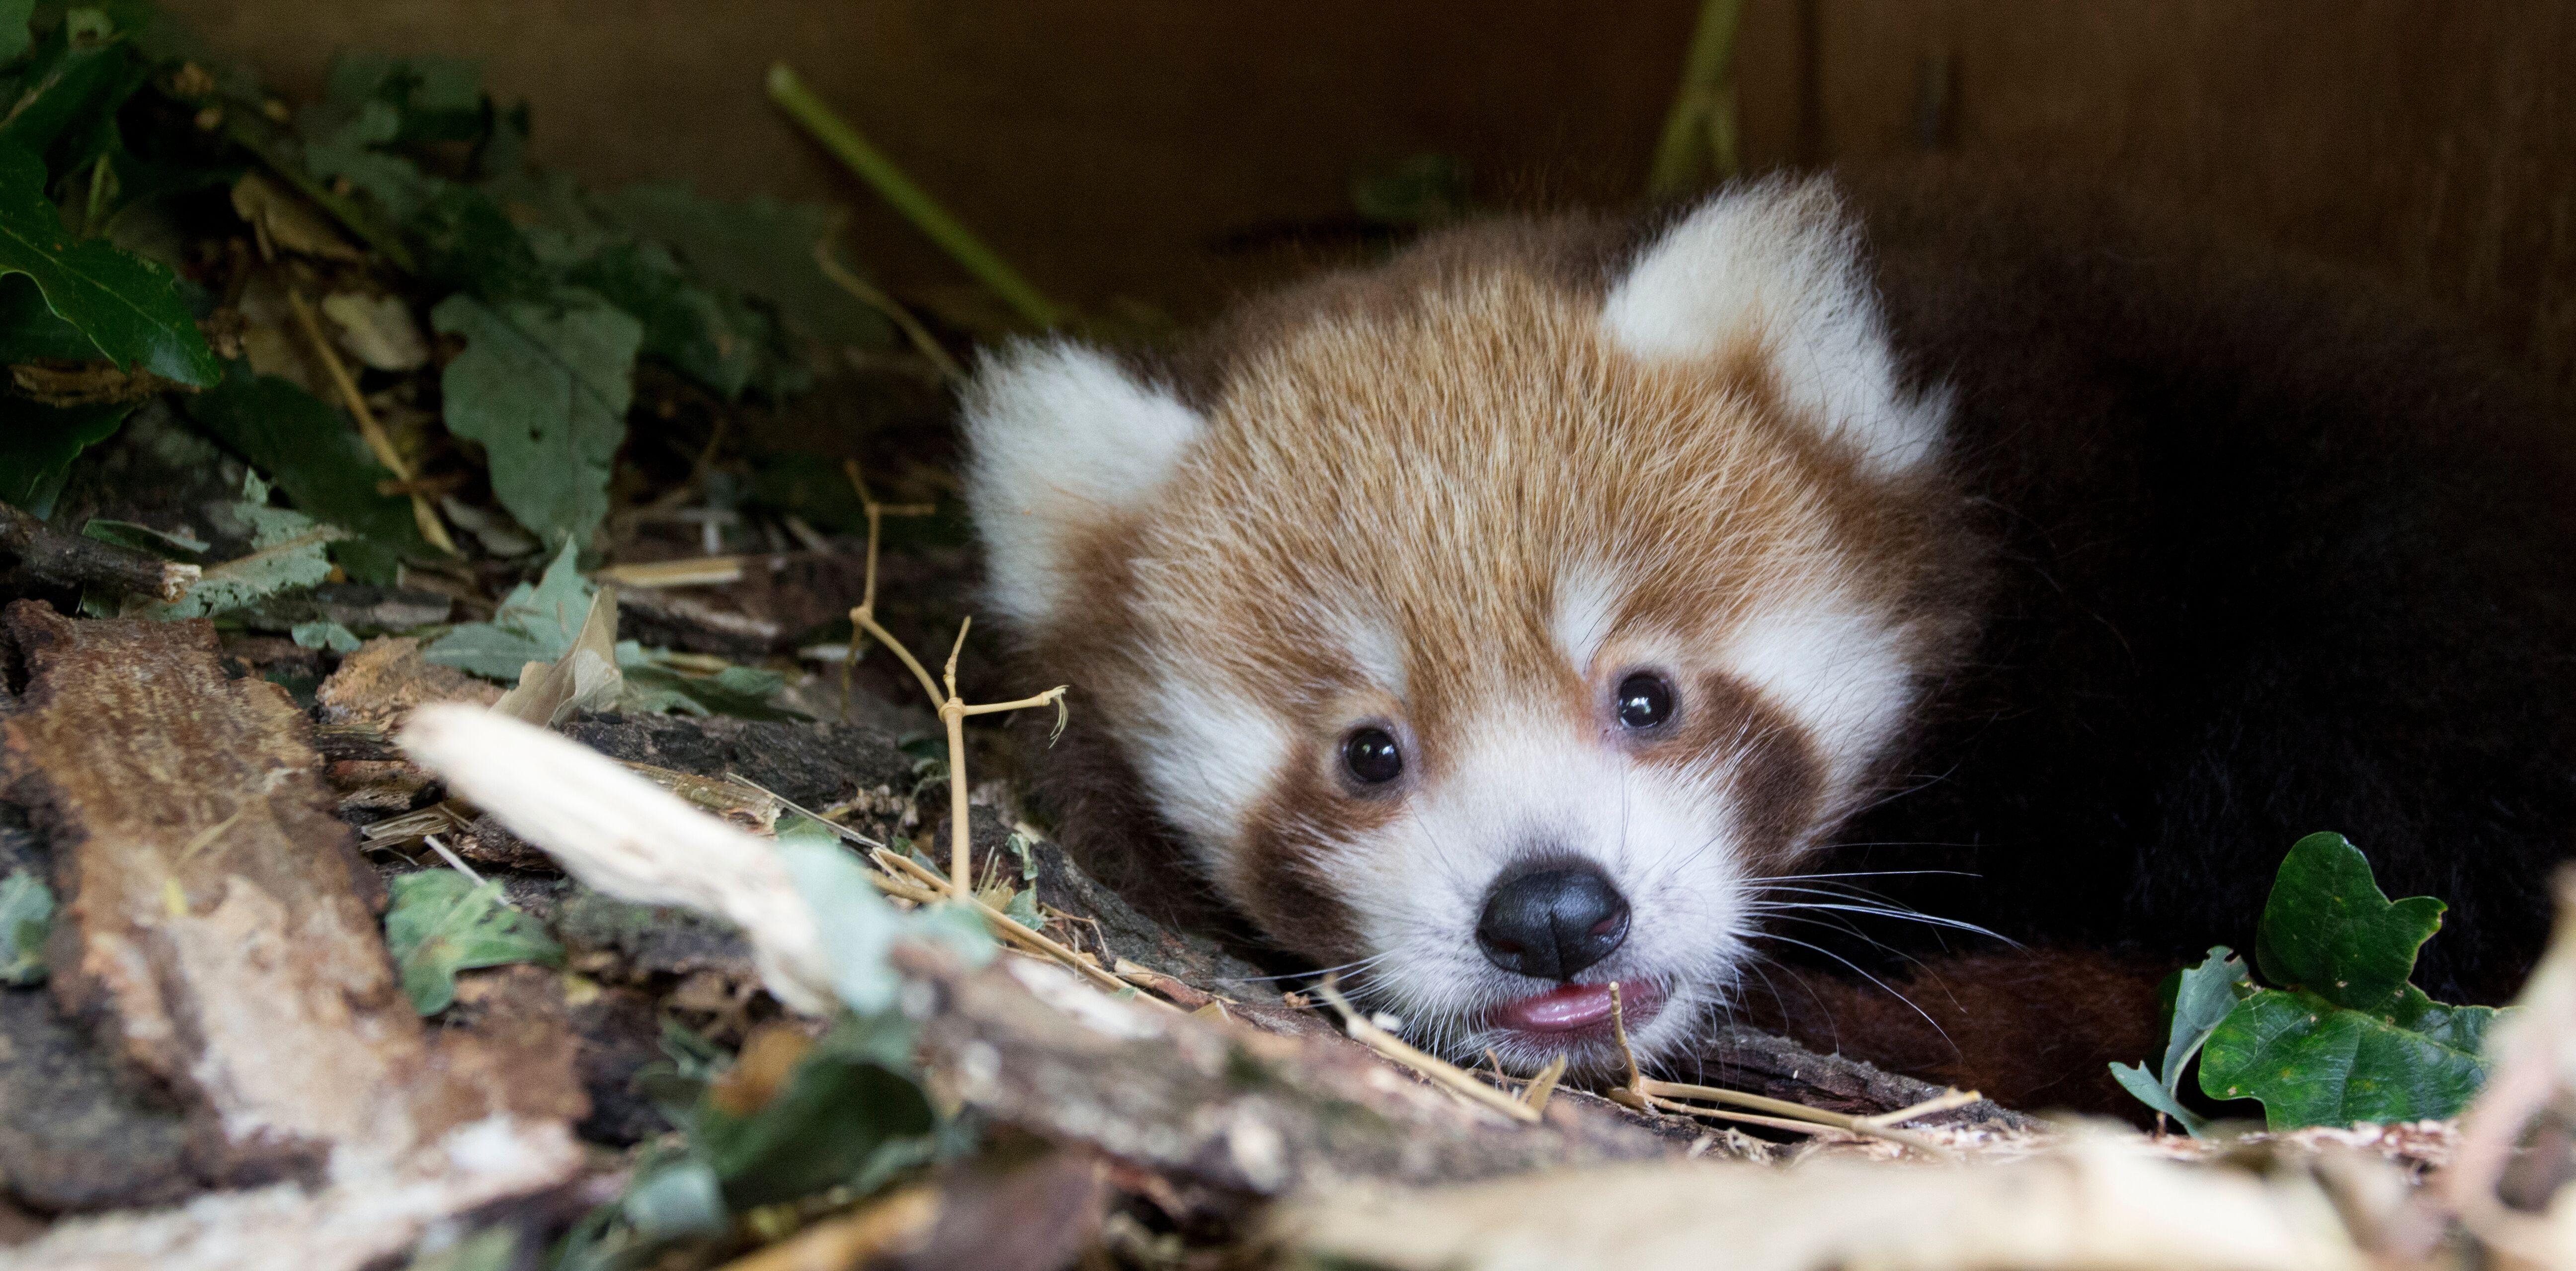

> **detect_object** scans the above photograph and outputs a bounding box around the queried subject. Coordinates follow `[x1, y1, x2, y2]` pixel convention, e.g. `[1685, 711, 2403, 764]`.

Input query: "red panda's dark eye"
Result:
[1342, 728, 1404, 784]
[1616, 673, 1676, 729]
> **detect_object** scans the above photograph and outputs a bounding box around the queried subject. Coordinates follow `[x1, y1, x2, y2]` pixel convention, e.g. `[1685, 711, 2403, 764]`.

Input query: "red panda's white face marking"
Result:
[966, 179, 1968, 1072]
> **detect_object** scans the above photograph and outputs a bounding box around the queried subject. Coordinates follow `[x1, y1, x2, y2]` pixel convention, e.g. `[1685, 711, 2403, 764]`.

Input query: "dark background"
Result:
[164, 1, 2576, 387]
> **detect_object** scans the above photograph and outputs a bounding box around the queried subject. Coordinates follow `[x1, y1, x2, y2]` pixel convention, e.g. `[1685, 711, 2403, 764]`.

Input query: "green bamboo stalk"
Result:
[766, 63, 1062, 331]
[1647, 0, 1747, 196]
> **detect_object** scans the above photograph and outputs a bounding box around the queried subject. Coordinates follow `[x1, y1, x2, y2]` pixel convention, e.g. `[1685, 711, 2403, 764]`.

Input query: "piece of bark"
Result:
[0, 604, 582, 1179]
[0, 990, 202, 1213]
[6, 1119, 582, 1271]
[560, 709, 912, 812]
[239, 583, 453, 637]
[612, 552, 873, 657]
[0, 503, 198, 603]
[1689, 1022, 2040, 1133]
[315, 635, 502, 731]
[897, 1140, 1110, 1271]
[898, 945, 1683, 1201]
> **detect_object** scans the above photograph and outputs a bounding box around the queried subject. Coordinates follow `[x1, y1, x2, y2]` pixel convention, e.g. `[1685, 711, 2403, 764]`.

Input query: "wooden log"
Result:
[896, 944, 1687, 1201]
[0, 602, 581, 1180]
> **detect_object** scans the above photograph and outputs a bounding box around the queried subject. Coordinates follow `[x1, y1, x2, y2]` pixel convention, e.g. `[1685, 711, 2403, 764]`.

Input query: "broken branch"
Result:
[0, 502, 199, 602]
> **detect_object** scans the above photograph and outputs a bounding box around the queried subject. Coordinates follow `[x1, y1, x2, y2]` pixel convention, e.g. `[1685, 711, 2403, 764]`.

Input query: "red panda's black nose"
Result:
[1475, 863, 1630, 981]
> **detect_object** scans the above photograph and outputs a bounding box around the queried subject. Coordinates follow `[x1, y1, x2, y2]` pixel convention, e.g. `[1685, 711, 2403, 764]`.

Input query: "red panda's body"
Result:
[964, 168, 2576, 1099]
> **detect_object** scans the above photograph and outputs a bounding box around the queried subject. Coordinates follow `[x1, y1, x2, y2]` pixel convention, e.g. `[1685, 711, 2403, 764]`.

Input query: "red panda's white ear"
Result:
[1602, 177, 1945, 477]
[963, 341, 1206, 631]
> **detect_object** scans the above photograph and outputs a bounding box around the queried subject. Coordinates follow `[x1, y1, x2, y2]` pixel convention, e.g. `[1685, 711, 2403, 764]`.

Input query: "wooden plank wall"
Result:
[163, 1, 2576, 387]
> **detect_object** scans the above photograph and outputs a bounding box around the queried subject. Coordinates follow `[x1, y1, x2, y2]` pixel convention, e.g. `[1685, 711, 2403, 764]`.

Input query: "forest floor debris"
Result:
[0, 3, 2569, 1268]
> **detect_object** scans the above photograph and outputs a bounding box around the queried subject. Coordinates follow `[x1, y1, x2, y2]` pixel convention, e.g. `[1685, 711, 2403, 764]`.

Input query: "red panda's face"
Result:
[967, 180, 1971, 1072]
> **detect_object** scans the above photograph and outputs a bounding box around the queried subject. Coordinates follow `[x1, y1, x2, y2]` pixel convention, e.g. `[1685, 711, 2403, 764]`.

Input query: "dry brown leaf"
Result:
[490, 584, 622, 727]
[229, 171, 362, 262]
[320, 291, 430, 371]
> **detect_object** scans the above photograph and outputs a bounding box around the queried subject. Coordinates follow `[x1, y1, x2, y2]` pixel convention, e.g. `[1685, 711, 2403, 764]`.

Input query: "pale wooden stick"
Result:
[285, 287, 457, 556]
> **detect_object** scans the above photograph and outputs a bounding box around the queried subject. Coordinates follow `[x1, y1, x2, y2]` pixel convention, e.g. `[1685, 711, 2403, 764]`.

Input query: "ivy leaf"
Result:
[140, 470, 341, 619]
[290, 618, 359, 652]
[2161, 945, 2251, 1085]
[2108, 1062, 2206, 1136]
[691, 1032, 934, 1210]
[0, 142, 218, 385]
[2108, 945, 2248, 1136]
[423, 537, 592, 678]
[431, 291, 640, 548]
[2187, 835, 2510, 1130]
[617, 656, 806, 722]
[2255, 832, 2447, 1015]
[181, 361, 424, 581]
[599, 183, 889, 349]
[0, 867, 52, 986]
[565, 239, 771, 400]
[2198, 986, 2496, 1128]
[384, 869, 563, 1015]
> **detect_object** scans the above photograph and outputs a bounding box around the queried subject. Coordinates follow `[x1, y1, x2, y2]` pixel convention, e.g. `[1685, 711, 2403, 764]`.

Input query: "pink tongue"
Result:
[1495, 983, 1621, 1032]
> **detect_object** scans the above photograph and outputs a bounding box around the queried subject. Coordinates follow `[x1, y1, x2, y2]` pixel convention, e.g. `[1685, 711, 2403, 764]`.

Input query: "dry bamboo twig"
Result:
[1316, 977, 1540, 1124]
[285, 286, 458, 556]
[813, 241, 965, 382]
[869, 847, 1178, 1011]
[1860, 1088, 1987, 1129]
[841, 460, 1064, 897]
[1604, 982, 1951, 1156]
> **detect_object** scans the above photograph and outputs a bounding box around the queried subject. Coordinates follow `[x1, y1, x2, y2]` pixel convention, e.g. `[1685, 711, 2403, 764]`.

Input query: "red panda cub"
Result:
[962, 170, 2576, 1089]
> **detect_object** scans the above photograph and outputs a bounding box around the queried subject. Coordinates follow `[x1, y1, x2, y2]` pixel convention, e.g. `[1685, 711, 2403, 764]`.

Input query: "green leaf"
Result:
[693, 1029, 934, 1208]
[617, 656, 805, 722]
[2161, 945, 2251, 1086]
[290, 618, 359, 652]
[0, 269, 101, 359]
[181, 360, 425, 575]
[0, 866, 52, 986]
[0, 392, 128, 514]
[2108, 1061, 2207, 1136]
[2198, 986, 2496, 1129]
[600, 183, 890, 348]
[423, 537, 591, 678]
[2109, 945, 2250, 1137]
[0, 0, 35, 65]
[2256, 832, 2447, 1015]
[400, 1224, 519, 1271]
[0, 143, 217, 384]
[80, 515, 204, 556]
[565, 239, 771, 399]
[431, 291, 641, 548]
[619, 1160, 729, 1242]
[775, 834, 907, 1016]
[383, 869, 563, 1015]
[140, 471, 340, 619]
[0, 9, 125, 158]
